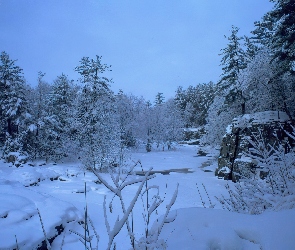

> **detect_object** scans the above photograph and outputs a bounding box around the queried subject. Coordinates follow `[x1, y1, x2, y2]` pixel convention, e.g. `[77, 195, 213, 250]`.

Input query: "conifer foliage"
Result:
[0, 51, 30, 159]
[253, 0, 295, 75]
[74, 56, 120, 170]
[202, 2, 295, 146]
[218, 26, 247, 91]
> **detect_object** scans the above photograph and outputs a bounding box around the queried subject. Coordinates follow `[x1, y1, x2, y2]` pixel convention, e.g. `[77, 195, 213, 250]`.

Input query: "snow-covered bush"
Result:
[217, 130, 295, 214]
[89, 161, 178, 250]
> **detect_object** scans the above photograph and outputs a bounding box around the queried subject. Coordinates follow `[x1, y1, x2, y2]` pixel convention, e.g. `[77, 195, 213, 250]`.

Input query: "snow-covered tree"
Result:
[143, 100, 153, 152]
[0, 51, 30, 158]
[154, 92, 165, 106]
[252, 12, 275, 46]
[151, 94, 166, 149]
[174, 82, 216, 127]
[201, 95, 240, 146]
[145, 97, 184, 151]
[115, 91, 136, 148]
[253, 0, 295, 75]
[75, 56, 120, 170]
[161, 98, 184, 147]
[218, 26, 247, 90]
[243, 36, 259, 64]
[217, 26, 248, 115]
[27, 72, 62, 161]
[237, 47, 295, 118]
[47, 74, 78, 159]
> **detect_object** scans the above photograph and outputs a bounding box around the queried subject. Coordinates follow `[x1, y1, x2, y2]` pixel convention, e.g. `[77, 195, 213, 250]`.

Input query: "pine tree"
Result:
[218, 26, 247, 114]
[218, 26, 247, 90]
[155, 92, 165, 106]
[0, 51, 30, 158]
[47, 74, 77, 159]
[75, 56, 120, 170]
[28, 72, 63, 161]
[174, 83, 216, 127]
[244, 36, 259, 63]
[252, 0, 295, 75]
[252, 12, 275, 46]
[250, 0, 295, 119]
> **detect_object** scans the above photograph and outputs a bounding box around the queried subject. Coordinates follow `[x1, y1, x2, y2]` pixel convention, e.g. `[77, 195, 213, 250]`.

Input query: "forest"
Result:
[0, 0, 295, 249]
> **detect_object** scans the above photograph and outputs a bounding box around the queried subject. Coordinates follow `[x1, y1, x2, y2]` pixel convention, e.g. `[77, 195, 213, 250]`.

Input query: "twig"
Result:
[37, 208, 51, 249]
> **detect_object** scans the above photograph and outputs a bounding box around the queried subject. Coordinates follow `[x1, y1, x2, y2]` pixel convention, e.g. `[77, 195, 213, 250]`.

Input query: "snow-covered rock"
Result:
[217, 111, 294, 181]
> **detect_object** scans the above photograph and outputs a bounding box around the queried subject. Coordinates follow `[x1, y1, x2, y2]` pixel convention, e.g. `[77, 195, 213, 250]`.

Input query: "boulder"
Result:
[216, 111, 295, 181]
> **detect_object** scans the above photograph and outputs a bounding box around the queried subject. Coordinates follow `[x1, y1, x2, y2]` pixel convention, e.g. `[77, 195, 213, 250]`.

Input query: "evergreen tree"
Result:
[155, 92, 165, 105]
[218, 26, 247, 90]
[252, 0, 295, 75]
[48, 74, 77, 159]
[252, 12, 275, 46]
[244, 36, 259, 63]
[0, 51, 30, 158]
[75, 56, 120, 170]
[218, 26, 247, 114]
[28, 72, 62, 161]
[174, 82, 216, 127]
[151, 100, 166, 149]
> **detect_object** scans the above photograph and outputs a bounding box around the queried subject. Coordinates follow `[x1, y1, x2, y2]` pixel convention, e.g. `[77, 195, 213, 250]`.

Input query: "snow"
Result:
[218, 166, 231, 174]
[225, 124, 233, 135]
[0, 178, 82, 249]
[28, 124, 37, 132]
[183, 127, 202, 132]
[160, 207, 295, 250]
[235, 155, 253, 163]
[0, 145, 294, 249]
[232, 111, 290, 128]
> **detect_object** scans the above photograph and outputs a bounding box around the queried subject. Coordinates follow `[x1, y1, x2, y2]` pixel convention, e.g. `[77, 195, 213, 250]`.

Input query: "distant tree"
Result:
[144, 100, 153, 152]
[161, 98, 184, 148]
[174, 82, 216, 127]
[201, 95, 240, 146]
[151, 101, 166, 149]
[174, 86, 186, 110]
[195, 82, 216, 125]
[115, 91, 136, 148]
[155, 92, 165, 105]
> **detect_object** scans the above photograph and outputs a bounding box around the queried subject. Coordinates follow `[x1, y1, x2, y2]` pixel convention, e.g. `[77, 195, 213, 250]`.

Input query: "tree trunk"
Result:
[7, 119, 12, 135]
[241, 103, 245, 115]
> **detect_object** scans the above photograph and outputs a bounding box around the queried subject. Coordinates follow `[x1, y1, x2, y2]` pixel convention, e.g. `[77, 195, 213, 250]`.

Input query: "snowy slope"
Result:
[0, 145, 294, 249]
[160, 207, 295, 250]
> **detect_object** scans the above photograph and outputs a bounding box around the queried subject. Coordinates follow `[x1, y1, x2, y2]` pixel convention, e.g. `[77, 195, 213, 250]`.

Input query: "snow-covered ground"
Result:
[1, 144, 294, 249]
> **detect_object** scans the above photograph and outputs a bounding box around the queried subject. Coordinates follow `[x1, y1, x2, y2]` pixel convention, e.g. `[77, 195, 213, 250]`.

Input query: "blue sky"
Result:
[0, 0, 273, 101]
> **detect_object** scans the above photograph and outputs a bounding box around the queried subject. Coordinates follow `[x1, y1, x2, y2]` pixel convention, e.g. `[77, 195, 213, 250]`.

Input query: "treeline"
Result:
[0, 54, 187, 169]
